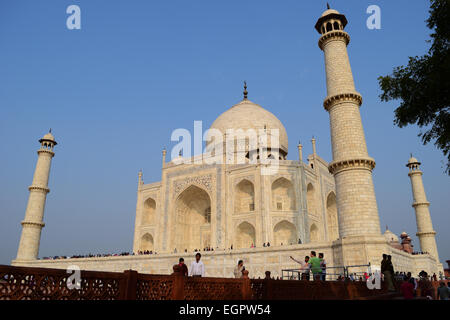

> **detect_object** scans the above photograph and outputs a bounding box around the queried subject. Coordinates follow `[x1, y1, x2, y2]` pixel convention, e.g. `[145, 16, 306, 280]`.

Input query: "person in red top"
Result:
[178, 257, 188, 276]
[400, 276, 415, 300]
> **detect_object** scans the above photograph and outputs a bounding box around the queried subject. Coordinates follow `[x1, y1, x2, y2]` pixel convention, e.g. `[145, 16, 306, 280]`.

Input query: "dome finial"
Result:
[327, 2, 331, 10]
[49, 128, 52, 133]
[243, 81, 248, 100]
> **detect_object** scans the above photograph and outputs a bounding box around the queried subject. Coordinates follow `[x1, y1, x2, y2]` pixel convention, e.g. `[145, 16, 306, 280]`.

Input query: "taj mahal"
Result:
[12, 6, 444, 278]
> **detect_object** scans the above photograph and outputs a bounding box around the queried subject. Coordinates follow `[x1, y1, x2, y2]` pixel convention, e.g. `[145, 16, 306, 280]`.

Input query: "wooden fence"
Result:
[0, 264, 397, 300]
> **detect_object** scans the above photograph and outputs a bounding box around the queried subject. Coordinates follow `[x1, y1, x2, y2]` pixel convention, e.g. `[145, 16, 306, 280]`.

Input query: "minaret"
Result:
[297, 141, 303, 162]
[311, 137, 317, 157]
[138, 169, 143, 186]
[16, 131, 57, 260]
[406, 156, 440, 262]
[315, 7, 381, 238]
[162, 147, 167, 168]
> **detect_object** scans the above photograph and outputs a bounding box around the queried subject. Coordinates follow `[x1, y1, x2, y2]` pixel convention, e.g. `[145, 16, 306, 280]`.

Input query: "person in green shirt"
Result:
[309, 251, 322, 281]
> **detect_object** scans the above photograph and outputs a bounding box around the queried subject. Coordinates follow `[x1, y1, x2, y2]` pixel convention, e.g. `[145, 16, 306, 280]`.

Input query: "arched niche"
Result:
[235, 221, 256, 249]
[142, 197, 156, 225]
[271, 177, 296, 211]
[273, 220, 297, 246]
[234, 179, 255, 214]
[140, 233, 154, 251]
[173, 185, 211, 251]
[306, 183, 317, 216]
[326, 192, 339, 241]
[310, 223, 320, 243]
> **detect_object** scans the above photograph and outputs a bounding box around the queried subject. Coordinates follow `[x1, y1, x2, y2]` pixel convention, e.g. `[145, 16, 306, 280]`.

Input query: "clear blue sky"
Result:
[0, 0, 448, 265]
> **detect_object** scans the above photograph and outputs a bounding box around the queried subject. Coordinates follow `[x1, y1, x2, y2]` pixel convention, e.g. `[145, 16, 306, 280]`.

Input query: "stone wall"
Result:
[12, 242, 442, 279]
[13, 243, 336, 279]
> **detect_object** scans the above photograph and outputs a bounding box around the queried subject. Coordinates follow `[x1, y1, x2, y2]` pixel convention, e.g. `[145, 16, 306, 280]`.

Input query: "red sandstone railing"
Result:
[0, 264, 403, 300]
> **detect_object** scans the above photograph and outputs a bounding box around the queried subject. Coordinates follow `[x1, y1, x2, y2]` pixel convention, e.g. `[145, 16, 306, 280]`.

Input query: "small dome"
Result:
[206, 99, 288, 155]
[384, 229, 399, 243]
[42, 132, 55, 141]
[39, 131, 57, 145]
[321, 8, 340, 17]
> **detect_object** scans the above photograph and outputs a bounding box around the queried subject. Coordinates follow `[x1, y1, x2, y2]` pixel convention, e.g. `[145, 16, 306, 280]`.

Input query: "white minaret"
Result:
[315, 6, 381, 238]
[406, 156, 440, 262]
[297, 141, 303, 162]
[16, 131, 57, 260]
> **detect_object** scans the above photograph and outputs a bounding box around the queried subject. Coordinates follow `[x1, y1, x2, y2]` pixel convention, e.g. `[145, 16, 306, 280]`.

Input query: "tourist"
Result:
[267, 242, 270, 247]
[298, 238, 302, 244]
[437, 282, 449, 300]
[400, 275, 415, 300]
[319, 253, 326, 281]
[387, 255, 396, 290]
[364, 272, 370, 281]
[189, 253, 205, 277]
[178, 257, 188, 276]
[432, 273, 437, 281]
[418, 272, 433, 299]
[290, 255, 311, 280]
[381, 254, 395, 292]
[233, 260, 244, 279]
[309, 251, 321, 281]
[386, 255, 396, 291]
[406, 272, 418, 292]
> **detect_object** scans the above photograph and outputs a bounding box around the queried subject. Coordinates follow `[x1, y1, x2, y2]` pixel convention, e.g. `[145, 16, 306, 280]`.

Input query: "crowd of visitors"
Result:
[399, 270, 450, 300]
[41, 251, 157, 260]
[411, 251, 430, 255]
[42, 251, 133, 260]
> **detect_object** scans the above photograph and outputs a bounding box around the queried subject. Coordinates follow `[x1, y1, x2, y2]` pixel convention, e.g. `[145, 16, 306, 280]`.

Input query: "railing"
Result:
[1, 264, 391, 300]
[282, 264, 372, 281]
[0, 264, 249, 300]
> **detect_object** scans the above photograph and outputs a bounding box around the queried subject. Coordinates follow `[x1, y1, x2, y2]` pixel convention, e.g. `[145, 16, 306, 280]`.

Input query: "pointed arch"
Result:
[306, 183, 317, 215]
[142, 197, 156, 225]
[173, 185, 211, 251]
[140, 233, 154, 251]
[235, 221, 256, 249]
[234, 179, 255, 213]
[326, 192, 339, 241]
[271, 177, 296, 211]
[273, 220, 297, 246]
[310, 224, 319, 243]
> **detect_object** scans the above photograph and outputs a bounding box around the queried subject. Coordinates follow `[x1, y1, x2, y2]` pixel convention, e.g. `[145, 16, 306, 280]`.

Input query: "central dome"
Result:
[206, 99, 288, 155]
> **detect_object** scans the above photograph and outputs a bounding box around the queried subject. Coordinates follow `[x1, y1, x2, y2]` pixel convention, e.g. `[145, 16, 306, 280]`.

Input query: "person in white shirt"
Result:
[233, 260, 244, 279]
[290, 255, 311, 280]
[189, 253, 205, 277]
